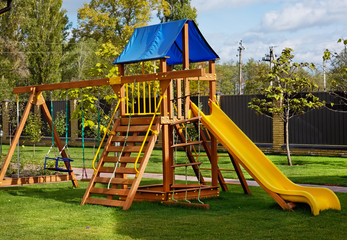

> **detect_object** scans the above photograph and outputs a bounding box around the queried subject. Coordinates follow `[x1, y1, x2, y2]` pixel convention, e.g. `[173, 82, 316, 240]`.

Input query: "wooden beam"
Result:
[117, 64, 126, 117]
[0, 174, 73, 186]
[208, 60, 218, 187]
[160, 59, 172, 193]
[228, 153, 251, 194]
[182, 22, 189, 70]
[0, 91, 35, 183]
[14, 78, 110, 94]
[13, 69, 209, 94]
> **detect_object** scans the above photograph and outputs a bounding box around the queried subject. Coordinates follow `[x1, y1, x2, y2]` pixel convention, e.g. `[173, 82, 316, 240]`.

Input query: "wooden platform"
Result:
[134, 184, 219, 202]
[0, 174, 73, 187]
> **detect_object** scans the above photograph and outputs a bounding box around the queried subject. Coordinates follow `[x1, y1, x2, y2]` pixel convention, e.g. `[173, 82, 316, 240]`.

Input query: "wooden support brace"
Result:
[0, 90, 36, 183]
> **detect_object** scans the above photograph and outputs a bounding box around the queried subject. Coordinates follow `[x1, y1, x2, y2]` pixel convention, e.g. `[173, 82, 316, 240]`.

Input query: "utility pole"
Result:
[237, 40, 245, 95]
[262, 46, 277, 86]
[323, 58, 326, 92]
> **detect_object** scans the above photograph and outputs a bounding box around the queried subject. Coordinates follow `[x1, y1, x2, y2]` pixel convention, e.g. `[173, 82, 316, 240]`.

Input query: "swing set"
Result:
[0, 19, 250, 209]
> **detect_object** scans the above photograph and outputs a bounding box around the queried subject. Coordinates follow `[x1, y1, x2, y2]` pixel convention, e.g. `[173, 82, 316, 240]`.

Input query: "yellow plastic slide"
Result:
[191, 101, 341, 216]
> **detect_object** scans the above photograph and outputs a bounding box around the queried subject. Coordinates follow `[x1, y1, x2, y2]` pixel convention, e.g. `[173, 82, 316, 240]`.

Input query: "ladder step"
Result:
[107, 146, 142, 153]
[94, 177, 134, 185]
[120, 116, 159, 126]
[171, 184, 202, 189]
[85, 198, 124, 207]
[111, 135, 147, 143]
[172, 116, 201, 125]
[103, 156, 140, 163]
[171, 162, 202, 168]
[90, 187, 129, 196]
[171, 141, 203, 148]
[116, 125, 152, 132]
[99, 166, 137, 174]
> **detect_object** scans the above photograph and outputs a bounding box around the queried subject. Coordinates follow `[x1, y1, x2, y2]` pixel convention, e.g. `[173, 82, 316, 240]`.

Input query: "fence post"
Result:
[2, 100, 10, 141]
[272, 113, 284, 153]
[70, 99, 78, 144]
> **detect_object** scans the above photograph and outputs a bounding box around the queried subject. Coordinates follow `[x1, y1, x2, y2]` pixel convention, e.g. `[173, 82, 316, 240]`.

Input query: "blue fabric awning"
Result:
[113, 19, 219, 66]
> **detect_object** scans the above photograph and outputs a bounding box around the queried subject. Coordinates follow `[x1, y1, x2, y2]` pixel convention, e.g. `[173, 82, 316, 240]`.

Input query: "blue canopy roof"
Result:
[113, 19, 219, 66]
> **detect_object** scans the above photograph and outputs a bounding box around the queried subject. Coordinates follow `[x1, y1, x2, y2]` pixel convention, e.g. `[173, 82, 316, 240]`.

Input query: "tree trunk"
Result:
[285, 114, 292, 166]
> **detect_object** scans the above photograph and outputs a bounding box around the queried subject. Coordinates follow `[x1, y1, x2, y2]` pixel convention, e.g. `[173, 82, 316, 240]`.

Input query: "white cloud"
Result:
[261, 0, 347, 32]
[191, 0, 265, 12]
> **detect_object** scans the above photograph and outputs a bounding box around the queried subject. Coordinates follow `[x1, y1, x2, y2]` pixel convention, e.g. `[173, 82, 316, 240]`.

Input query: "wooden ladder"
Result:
[81, 117, 161, 210]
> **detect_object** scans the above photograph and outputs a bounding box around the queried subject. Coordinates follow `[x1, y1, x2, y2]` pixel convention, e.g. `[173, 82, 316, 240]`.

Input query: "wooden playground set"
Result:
[0, 20, 249, 210]
[0, 19, 341, 215]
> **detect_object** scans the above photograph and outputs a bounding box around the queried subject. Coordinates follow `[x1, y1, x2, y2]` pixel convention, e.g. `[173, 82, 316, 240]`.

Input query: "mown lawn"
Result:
[0, 180, 346, 240]
[1, 145, 347, 186]
[1, 145, 346, 239]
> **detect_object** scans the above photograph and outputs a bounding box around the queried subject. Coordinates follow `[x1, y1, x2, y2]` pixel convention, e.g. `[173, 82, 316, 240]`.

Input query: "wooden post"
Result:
[1, 100, 10, 140]
[177, 79, 182, 120]
[41, 100, 79, 188]
[183, 22, 190, 119]
[118, 64, 126, 117]
[0, 91, 35, 183]
[209, 60, 218, 187]
[70, 99, 79, 143]
[160, 59, 172, 193]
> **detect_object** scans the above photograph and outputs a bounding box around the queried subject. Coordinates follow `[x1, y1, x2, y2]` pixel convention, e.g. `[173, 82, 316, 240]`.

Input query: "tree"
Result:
[215, 61, 238, 95]
[75, 0, 170, 46]
[61, 38, 99, 82]
[243, 59, 270, 94]
[157, 0, 197, 22]
[248, 48, 325, 165]
[324, 38, 347, 107]
[24, 0, 67, 85]
[0, 0, 30, 89]
[24, 112, 43, 156]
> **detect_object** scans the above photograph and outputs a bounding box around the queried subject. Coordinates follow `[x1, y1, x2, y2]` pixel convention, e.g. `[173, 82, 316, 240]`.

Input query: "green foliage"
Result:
[248, 48, 325, 165]
[324, 38, 347, 105]
[24, 112, 43, 145]
[249, 48, 324, 120]
[215, 61, 238, 95]
[75, 0, 170, 45]
[157, 0, 197, 22]
[243, 59, 271, 94]
[24, 0, 67, 85]
[53, 111, 67, 137]
[61, 38, 99, 82]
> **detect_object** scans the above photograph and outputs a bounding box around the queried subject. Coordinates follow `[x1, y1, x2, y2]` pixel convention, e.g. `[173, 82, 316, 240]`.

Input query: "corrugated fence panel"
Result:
[289, 92, 347, 145]
[220, 95, 273, 144]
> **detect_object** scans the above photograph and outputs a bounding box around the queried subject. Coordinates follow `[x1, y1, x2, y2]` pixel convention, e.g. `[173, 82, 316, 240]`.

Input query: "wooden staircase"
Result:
[81, 116, 161, 210]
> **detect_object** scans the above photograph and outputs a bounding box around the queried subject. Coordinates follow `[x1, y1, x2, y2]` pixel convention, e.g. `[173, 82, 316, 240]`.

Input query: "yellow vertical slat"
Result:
[137, 82, 140, 114]
[154, 81, 157, 113]
[143, 82, 146, 114]
[148, 81, 152, 113]
[132, 83, 135, 114]
[126, 83, 129, 114]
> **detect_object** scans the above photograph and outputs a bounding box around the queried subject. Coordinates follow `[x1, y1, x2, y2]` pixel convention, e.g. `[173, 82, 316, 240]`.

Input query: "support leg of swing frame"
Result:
[0, 90, 36, 183]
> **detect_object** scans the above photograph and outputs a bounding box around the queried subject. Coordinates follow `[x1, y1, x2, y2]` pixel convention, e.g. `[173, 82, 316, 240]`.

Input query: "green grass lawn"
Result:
[1, 144, 347, 186]
[0, 181, 346, 240]
[1, 144, 347, 239]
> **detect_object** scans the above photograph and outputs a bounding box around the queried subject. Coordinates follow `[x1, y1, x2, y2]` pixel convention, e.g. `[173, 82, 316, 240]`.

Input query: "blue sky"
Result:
[62, 0, 347, 69]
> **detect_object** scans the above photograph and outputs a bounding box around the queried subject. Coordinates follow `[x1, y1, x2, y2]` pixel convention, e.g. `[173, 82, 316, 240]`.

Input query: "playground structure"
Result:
[0, 19, 341, 215]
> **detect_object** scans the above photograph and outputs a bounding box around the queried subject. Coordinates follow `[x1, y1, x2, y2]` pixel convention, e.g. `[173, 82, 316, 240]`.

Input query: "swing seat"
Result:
[44, 156, 74, 173]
